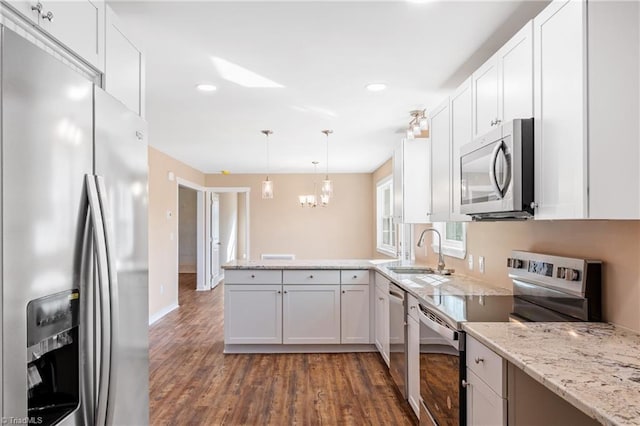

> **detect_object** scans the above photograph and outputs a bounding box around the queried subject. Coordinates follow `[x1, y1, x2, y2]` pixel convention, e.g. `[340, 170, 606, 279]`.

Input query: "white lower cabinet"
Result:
[466, 368, 506, 426]
[340, 284, 370, 344]
[407, 314, 420, 418]
[224, 284, 282, 344]
[282, 285, 341, 344]
[374, 280, 390, 366]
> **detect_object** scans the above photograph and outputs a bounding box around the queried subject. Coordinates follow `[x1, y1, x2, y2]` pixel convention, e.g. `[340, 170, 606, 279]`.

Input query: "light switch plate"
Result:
[479, 256, 485, 274]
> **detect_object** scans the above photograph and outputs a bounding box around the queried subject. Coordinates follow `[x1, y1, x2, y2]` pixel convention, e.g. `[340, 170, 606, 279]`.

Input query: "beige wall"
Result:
[148, 147, 205, 320]
[178, 187, 197, 272]
[205, 173, 373, 259]
[371, 158, 395, 258]
[414, 221, 640, 332]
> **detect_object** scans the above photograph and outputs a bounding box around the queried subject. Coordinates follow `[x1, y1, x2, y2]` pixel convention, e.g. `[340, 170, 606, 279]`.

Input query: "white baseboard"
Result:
[223, 344, 377, 354]
[148, 303, 179, 325]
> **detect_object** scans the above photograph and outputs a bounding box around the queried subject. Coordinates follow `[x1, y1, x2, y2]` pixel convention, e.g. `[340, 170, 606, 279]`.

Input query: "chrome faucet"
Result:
[417, 228, 446, 273]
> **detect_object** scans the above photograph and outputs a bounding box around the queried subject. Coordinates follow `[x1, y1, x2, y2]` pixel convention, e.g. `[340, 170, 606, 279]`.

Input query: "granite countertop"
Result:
[463, 322, 640, 426]
[222, 259, 376, 270]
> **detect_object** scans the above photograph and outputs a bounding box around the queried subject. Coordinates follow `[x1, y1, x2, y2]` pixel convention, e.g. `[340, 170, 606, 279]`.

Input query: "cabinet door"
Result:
[105, 5, 145, 116]
[224, 285, 282, 344]
[498, 21, 533, 123]
[374, 285, 390, 367]
[40, 0, 105, 71]
[449, 78, 472, 222]
[472, 54, 499, 138]
[4, 0, 40, 24]
[466, 369, 506, 426]
[404, 138, 431, 223]
[283, 285, 340, 344]
[341, 285, 370, 344]
[533, 0, 586, 219]
[429, 98, 451, 222]
[407, 315, 420, 418]
[392, 141, 404, 223]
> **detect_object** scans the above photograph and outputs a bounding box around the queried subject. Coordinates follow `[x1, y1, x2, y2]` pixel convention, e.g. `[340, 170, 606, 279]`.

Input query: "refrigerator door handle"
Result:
[86, 175, 112, 426]
[79, 204, 95, 426]
[95, 175, 120, 425]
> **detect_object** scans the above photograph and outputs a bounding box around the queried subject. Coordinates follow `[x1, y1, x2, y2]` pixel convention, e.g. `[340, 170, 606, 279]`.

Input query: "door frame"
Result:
[176, 178, 206, 291]
[205, 187, 251, 290]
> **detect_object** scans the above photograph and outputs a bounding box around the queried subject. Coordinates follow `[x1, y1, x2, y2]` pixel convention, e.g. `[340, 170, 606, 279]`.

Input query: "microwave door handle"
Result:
[489, 142, 504, 199]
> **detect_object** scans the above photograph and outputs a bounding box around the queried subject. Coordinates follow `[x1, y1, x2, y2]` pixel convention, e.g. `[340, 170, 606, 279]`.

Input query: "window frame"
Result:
[431, 222, 467, 259]
[376, 176, 396, 257]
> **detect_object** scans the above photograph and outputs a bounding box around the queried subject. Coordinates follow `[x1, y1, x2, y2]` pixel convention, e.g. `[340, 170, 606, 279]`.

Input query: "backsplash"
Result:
[414, 221, 640, 332]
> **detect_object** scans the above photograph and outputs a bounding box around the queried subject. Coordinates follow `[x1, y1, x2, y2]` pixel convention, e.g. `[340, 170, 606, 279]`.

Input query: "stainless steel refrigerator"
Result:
[1, 27, 149, 425]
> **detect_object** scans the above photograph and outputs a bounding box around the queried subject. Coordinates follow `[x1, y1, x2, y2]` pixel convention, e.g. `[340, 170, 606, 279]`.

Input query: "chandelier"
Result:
[406, 110, 429, 140]
[261, 130, 274, 199]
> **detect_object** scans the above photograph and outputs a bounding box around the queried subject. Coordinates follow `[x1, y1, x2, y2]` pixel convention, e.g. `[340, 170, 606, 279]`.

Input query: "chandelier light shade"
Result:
[407, 110, 428, 139]
[261, 130, 274, 199]
[321, 130, 334, 203]
[299, 161, 324, 208]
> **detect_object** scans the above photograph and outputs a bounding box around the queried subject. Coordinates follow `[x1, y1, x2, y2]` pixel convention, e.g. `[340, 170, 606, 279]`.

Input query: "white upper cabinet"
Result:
[533, 0, 639, 219]
[449, 78, 473, 222]
[472, 20, 533, 139]
[5, 0, 105, 71]
[393, 137, 431, 224]
[498, 21, 533, 123]
[428, 97, 451, 222]
[105, 5, 145, 116]
[472, 54, 500, 139]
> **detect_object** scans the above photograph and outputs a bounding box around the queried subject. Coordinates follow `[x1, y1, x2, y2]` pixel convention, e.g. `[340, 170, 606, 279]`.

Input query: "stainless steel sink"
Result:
[387, 266, 454, 275]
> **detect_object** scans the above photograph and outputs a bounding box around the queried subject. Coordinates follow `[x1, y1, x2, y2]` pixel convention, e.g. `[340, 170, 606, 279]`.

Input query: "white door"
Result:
[283, 285, 341, 344]
[341, 284, 370, 344]
[466, 369, 506, 426]
[224, 285, 282, 344]
[429, 97, 451, 222]
[209, 193, 221, 285]
[472, 55, 499, 138]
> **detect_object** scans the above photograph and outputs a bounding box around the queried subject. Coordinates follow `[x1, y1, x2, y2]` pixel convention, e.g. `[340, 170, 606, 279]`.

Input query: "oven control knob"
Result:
[558, 267, 581, 281]
[507, 258, 523, 269]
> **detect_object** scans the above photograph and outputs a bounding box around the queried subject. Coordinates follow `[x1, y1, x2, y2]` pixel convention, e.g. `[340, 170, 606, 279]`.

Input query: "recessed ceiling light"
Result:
[366, 83, 387, 92]
[196, 83, 217, 92]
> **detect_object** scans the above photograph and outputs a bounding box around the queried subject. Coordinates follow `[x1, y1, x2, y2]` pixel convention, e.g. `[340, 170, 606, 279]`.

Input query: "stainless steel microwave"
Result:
[459, 118, 534, 220]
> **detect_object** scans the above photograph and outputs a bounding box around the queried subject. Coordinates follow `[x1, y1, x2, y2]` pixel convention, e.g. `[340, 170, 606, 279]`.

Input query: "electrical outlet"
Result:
[468, 254, 474, 270]
[169, 232, 174, 241]
[479, 256, 485, 274]
[160, 284, 164, 295]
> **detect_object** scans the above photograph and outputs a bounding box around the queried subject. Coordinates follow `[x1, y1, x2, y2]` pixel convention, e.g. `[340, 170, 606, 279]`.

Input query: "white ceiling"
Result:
[111, 1, 548, 174]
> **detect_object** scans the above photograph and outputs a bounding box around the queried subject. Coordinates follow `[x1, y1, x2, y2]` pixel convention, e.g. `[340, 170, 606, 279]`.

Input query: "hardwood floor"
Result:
[149, 273, 417, 425]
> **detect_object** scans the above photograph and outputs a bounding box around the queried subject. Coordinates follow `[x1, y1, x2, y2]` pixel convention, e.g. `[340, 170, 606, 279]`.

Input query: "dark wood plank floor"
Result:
[149, 273, 417, 425]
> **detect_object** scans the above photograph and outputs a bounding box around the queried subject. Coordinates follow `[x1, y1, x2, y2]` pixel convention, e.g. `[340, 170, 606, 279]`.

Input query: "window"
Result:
[432, 222, 467, 259]
[376, 176, 396, 256]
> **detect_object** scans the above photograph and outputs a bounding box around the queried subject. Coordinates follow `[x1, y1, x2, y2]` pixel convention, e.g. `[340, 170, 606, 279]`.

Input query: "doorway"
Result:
[206, 188, 250, 289]
[176, 179, 206, 302]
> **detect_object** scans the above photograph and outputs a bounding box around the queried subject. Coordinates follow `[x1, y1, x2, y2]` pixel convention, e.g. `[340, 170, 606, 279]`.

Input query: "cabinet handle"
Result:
[475, 357, 484, 364]
[284, 290, 288, 294]
[530, 202, 538, 209]
[352, 275, 358, 279]
[250, 274, 255, 278]
[277, 290, 281, 294]
[495, 119, 502, 125]
[410, 306, 416, 310]
[309, 275, 314, 279]
[378, 297, 384, 301]
[461, 379, 471, 388]
[41, 11, 54, 22]
[31, 2, 43, 13]
[342, 290, 346, 294]
[490, 119, 495, 126]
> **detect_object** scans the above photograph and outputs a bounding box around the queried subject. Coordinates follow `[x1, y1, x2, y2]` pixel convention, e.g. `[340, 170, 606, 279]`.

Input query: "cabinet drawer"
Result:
[224, 269, 282, 284]
[466, 335, 505, 397]
[407, 294, 420, 321]
[340, 270, 370, 285]
[283, 270, 340, 284]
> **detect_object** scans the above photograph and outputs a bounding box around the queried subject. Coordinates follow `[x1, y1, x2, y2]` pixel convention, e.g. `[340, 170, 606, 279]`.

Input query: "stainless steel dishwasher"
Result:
[389, 283, 407, 398]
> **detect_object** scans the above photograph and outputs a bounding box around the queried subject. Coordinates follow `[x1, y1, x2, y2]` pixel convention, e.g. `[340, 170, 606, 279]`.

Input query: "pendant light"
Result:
[321, 130, 333, 203]
[261, 130, 274, 199]
[298, 161, 319, 207]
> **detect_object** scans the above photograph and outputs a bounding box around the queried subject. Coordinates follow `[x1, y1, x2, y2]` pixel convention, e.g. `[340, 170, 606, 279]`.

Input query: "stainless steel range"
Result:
[418, 251, 602, 426]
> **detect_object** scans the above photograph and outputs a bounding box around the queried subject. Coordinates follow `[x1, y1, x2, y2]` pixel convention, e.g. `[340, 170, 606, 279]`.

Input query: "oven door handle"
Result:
[418, 307, 460, 350]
